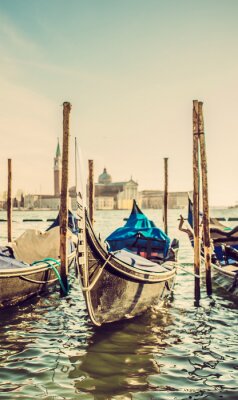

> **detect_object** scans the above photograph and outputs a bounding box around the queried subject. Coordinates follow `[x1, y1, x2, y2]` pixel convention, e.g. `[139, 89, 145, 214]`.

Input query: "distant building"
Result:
[168, 191, 188, 208]
[0, 190, 24, 210]
[17, 145, 189, 211]
[30, 194, 61, 210]
[139, 190, 164, 209]
[94, 168, 138, 210]
[95, 196, 114, 210]
[24, 194, 40, 209]
[0, 191, 6, 210]
[139, 190, 188, 209]
[117, 179, 139, 209]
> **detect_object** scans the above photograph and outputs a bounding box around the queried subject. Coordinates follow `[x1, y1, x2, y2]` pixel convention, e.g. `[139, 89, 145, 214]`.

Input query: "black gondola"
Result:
[0, 211, 78, 308]
[179, 196, 238, 296]
[77, 201, 179, 326]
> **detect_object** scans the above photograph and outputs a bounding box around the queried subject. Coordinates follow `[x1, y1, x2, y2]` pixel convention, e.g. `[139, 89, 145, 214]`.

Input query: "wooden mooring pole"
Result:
[163, 157, 168, 235]
[7, 159, 12, 243]
[198, 102, 212, 296]
[60, 101, 71, 294]
[193, 100, 201, 305]
[88, 160, 94, 226]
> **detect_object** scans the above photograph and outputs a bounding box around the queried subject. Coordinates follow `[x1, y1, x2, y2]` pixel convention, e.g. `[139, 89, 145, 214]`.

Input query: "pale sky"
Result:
[0, 0, 238, 206]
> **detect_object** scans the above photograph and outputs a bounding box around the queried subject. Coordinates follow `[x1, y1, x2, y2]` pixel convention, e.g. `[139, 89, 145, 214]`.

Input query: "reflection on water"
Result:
[0, 209, 237, 399]
[69, 309, 174, 399]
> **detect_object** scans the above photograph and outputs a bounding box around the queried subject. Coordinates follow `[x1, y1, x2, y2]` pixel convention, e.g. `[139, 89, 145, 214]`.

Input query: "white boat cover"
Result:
[10, 227, 76, 264]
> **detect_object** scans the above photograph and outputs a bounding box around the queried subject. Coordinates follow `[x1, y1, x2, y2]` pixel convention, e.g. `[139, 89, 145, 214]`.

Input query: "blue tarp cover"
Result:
[188, 196, 194, 228]
[46, 210, 79, 234]
[106, 200, 170, 256]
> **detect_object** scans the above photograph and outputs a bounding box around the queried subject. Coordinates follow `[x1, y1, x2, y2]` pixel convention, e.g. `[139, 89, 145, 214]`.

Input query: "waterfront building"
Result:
[7, 143, 189, 211]
[0, 191, 6, 209]
[139, 190, 188, 209]
[95, 168, 138, 210]
[139, 190, 164, 209]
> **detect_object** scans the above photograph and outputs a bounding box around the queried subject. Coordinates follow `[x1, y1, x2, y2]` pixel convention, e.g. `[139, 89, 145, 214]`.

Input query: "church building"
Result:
[95, 168, 138, 210]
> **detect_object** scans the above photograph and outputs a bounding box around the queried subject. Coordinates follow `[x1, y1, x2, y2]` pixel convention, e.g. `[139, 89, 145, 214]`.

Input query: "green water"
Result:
[0, 209, 237, 399]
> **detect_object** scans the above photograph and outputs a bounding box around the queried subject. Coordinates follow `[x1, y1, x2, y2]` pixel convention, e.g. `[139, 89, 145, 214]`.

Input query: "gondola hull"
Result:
[0, 253, 75, 308]
[181, 229, 238, 297]
[179, 197, 238, 297]
[83, 262, 175, 325]
[210, 261, 238, 296]
[179, 224, 238, 298]
[79, 214, 177, 326]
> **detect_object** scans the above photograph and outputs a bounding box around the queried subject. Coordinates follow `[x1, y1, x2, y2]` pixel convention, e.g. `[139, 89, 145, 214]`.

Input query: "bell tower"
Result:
[54, 138, 62, 196]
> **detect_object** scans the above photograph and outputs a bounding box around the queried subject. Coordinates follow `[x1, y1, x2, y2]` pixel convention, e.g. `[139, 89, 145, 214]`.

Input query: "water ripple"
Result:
[0, 209, 237, 399]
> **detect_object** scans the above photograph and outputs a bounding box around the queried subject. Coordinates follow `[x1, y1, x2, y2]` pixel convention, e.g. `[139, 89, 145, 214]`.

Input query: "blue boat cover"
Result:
[188, 196, 194, 228]
[188, 196, 203, 228]
[46, 210, 79, 234]
[106, 200, 170, 257]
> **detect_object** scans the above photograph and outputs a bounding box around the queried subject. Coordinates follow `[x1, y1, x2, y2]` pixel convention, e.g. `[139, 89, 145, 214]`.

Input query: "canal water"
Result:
[0, 209, 237, 400]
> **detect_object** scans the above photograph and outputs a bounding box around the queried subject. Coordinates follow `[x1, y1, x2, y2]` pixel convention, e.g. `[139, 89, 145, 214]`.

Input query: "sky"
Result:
[0, 0, 238, 206]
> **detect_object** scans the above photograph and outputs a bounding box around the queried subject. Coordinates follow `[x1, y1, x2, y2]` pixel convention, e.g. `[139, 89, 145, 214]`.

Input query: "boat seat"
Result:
[128, 245, 164, 261]
[128, 235, 166, 261]
[111, 249, 171, 273]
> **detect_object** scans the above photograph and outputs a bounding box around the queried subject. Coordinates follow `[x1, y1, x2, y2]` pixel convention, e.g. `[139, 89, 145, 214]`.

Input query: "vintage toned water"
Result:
[0, 209, 237, 400]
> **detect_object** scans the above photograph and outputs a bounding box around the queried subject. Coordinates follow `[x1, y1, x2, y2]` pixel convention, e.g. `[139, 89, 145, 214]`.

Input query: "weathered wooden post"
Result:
[60, 102, 71, 294]
[163, 157, 168, 235]
[7, 159, 12, 242]
[88, 160, 94, 226]
[198, 101, 212, 296]
[193, 100, 201, 305]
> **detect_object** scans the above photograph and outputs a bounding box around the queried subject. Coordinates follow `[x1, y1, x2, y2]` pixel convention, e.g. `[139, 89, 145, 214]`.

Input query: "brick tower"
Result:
[54, 139, 62, 196]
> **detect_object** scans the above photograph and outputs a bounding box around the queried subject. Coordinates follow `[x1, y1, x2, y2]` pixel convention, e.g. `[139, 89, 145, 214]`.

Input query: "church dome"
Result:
[98, 168, 112, 184]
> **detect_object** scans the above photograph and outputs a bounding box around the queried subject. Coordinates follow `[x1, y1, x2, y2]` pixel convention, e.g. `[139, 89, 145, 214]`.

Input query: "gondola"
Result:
[179, 196, 238, 296]
[0, 211, 78, 308]
[77, 200, 179, 326]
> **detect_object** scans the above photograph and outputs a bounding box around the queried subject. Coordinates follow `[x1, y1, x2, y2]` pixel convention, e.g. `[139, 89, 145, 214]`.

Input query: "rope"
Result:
[20, 276, 58, 284]
[75, 238, 82, 283]
[31, 258, 69, 295]
[81, 255, 111, 292]
[177, 263, 201, 278]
